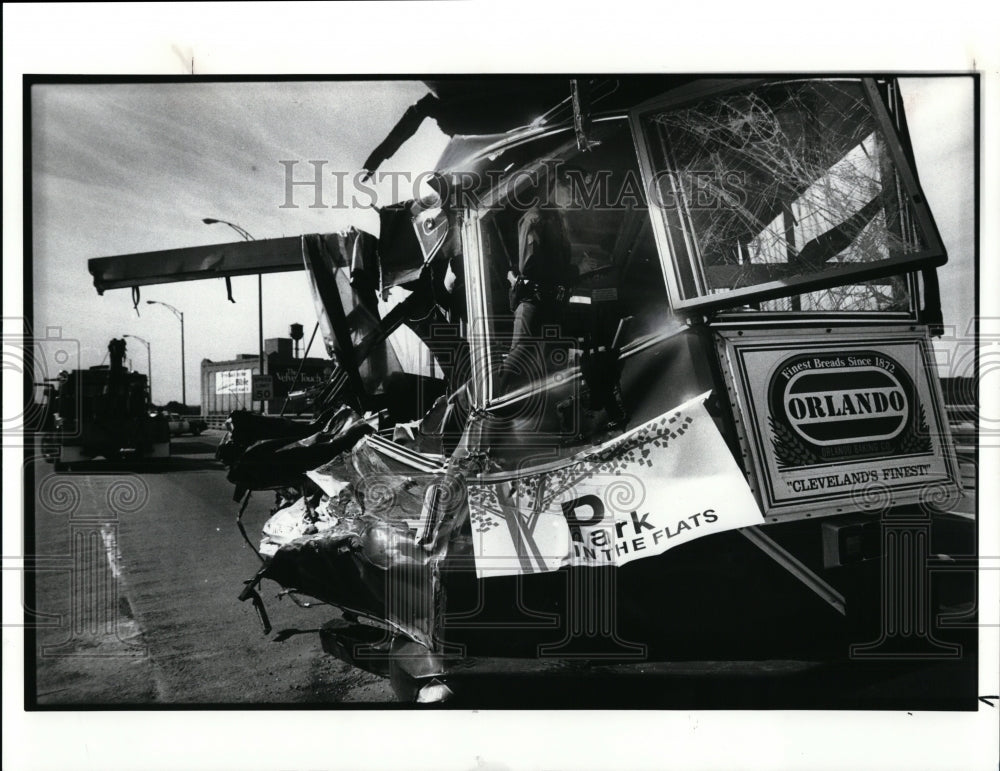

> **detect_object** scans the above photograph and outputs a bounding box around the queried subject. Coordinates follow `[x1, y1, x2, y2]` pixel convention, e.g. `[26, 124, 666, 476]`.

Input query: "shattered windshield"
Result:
[635, 79, 941, 311]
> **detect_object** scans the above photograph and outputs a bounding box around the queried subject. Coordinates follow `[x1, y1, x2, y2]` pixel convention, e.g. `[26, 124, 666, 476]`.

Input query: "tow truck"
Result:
[43, 338, 170, 470]
[87, 76, 974, 703]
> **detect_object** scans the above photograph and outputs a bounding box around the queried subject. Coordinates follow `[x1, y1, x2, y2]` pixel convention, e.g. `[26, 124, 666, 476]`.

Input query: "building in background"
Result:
[200, 337, 334, 416]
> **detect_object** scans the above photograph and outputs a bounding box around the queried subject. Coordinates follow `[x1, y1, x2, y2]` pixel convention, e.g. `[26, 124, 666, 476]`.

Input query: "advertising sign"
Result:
[467, 393, 764, 578]
[215, 368, 252, 395]
[268, 363, 333, 400]
[270, 365, 329, 390]
[718, 328, 960, 520]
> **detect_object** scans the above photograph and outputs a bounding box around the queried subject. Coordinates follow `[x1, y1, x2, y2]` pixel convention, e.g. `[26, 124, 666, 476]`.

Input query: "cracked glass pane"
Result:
[641, 80, 927, 310]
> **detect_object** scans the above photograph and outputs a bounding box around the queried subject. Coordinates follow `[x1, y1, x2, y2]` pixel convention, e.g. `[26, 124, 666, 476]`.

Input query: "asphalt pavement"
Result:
[29, 432, 392, 706]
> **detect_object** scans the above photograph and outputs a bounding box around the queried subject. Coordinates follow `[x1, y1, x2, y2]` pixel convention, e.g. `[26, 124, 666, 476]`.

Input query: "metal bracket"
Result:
[739, 526, 846, 616]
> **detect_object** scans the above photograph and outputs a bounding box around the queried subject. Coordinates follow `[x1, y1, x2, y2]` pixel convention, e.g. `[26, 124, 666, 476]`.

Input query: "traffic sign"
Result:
[251, 374, 274, 401]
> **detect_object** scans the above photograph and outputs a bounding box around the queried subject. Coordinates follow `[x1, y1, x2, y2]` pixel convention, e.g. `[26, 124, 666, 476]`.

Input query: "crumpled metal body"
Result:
[254, 431, 468, 649]
[225, 407, 375, 493]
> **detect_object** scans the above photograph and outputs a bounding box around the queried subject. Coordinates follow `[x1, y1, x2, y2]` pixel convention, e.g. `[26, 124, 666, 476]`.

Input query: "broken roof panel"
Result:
[88, 235, 307, 294]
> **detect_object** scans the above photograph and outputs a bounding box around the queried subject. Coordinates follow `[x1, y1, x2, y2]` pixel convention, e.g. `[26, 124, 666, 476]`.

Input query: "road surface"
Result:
[30, 432, 392, 705]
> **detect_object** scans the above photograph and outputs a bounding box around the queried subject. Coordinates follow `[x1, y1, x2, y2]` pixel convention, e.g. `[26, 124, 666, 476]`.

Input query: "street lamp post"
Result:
[203, 218, 265, 412]
[123, 334, 152, 403]
[145, 301, 185, 408]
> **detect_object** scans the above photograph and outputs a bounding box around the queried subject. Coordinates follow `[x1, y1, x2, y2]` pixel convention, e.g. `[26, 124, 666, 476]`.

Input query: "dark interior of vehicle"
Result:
[479, 123, 671, 397]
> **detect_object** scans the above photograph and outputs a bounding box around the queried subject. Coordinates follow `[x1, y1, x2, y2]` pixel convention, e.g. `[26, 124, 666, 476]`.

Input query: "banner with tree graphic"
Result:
[467, 393, 764, 578]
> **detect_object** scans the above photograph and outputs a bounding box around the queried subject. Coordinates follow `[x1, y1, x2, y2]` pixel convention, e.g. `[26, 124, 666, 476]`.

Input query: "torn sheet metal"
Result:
[467, 393, 764, 578]
[303, 231, 441, 407]
[217, 408, 342, 465]
[259, 434, 467, 647]
[378, 202, 440, 290]
[260, 494, 341, 558]
[302, 231, 379, 402]
[307, 431, 446, 493]
[226, 407, 374, 491]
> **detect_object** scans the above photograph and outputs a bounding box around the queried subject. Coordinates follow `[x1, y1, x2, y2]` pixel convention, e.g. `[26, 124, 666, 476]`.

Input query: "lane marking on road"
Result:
[98, 522, 150, 646]
[100, 524, 122, 579]
[98, 516, 170, 700]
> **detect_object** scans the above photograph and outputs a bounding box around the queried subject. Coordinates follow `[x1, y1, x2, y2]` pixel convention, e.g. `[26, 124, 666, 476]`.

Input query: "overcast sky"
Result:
[30, 78, 975, 405]
[31, 80, 448, 404]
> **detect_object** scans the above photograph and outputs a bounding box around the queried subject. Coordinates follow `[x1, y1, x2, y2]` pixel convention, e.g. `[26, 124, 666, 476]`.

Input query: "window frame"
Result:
[711, 271, 920, 323]
[628, 77, 947, 314]
[459, 118, 680, 409]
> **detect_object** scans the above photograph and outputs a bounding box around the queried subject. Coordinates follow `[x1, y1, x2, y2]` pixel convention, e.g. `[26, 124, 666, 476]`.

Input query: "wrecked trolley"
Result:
[89, 77, 971, 702]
